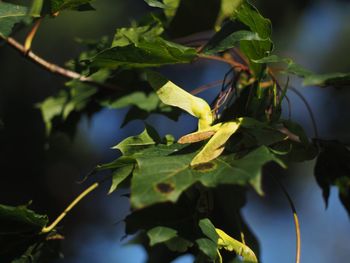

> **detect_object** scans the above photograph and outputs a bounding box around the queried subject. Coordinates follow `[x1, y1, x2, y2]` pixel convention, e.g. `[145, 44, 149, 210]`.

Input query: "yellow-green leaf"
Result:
[216, 228, 258, 263]
[191, 121, 240, 166]
[147, 71, 213, 130]
[178, 123, 223, 144]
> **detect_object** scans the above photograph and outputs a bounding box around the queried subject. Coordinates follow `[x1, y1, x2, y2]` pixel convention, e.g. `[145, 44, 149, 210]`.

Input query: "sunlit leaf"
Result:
[29, 0, 44, 17]
[216, 0, 243, 29]
[147, 71, 213, 130]
[91, 38, 197, 69]
[144, 0, 169, 9]
[191, 121, 240, 166]
[163, 0, 180, 19]
[216, 228, 258, 262]
[113, 124, 160, 155]
[112, 22, 164, 48]
[178, 123, 223, 144]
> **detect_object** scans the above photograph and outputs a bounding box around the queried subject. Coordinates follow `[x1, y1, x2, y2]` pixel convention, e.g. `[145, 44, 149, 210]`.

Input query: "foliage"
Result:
[1, 0, 350, 262]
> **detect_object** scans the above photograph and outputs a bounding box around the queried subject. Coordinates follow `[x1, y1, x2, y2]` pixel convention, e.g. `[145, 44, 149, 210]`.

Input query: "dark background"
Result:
[1, 0, 350, 262]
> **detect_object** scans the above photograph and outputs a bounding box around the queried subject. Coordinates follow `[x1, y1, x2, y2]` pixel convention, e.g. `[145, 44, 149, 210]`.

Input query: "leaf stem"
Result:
[41, 182, 99, 233]
[289, 87, 319, 139]
[24, 18, 42, 53]
[191, 80, 223, 95]
[198, 54, 250, 72]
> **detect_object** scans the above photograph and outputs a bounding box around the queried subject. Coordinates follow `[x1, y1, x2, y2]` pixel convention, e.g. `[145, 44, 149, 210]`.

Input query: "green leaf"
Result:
[197, 218, 257, 262]
[143, 0, 180, 19]
[231, 0, 273, 75]
[101, 90, 182, 127]
[37, 69, 109, 135]
[101, 92, 160, 112]
[10, 238, 62, 263]
[144, 0, 169, 9]
[112, 22, 164, 48]
[147, 226, 178, 246]
[216, 0, 243, 29]
[314, 140, 350, 216]
[254, 55, 350, 87]
[130, 143, 283, 208]
[112, 125, 160, 155]
[303, 72, 350, 87]
[163, 0, 180, 19]
[0, 204, 61, 262]
[203, 30, 268, 55]
[91, 38, 197, 69]
[165, 237, 193, 252]
[196, 238, 219, 261]
[238, 117, 287, 147]
[253, 55, 313, 78]
[198, 218, 219, 242]
[0, 204, 48, 231]
[108, 164, 134, 194]
[36, 91, 68, 135]
[190, 121, 240, 166]
[0, 2, 29, 37]
[120, 102, 181, 127]
[124, 200, 193, 235]
[50, 0, 94, 13]
[29, 0, 44, 17]
[96, 156, 136, 171]
[233, 1, 271, 39]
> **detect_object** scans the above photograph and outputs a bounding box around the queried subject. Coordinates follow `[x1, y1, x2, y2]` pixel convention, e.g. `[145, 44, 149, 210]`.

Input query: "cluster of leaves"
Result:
[2, 0, 350, 262]
[0, 204, 61, 262]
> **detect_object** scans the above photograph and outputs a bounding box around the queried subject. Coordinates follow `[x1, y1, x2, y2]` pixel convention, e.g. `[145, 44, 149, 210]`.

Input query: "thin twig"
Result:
[273, 176, 301, 263]
[198, 54, 250, 72]
[1, 36, 121, 91]
[268, 69, 293, 120]
[284, 94, 292, 120]
[289, 87, 319, 139]
[191, 80, 223, 95]
[41, 182, 100, 233]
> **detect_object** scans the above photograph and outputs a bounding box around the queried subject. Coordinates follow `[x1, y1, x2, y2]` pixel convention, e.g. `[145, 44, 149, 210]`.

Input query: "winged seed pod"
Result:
[147, 71, 240, 165]
[146, 71, 213, 130]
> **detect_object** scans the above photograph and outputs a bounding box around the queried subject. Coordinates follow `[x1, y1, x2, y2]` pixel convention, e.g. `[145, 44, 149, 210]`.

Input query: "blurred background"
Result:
[1, 0, 350, 262]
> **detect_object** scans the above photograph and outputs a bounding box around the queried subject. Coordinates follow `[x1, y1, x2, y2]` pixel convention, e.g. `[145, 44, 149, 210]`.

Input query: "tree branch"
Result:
[1, 36, 121, 91]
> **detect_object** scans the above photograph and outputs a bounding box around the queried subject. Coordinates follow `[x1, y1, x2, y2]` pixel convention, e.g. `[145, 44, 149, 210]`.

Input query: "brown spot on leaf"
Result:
[156, 183, 175, 194]
[192, 162, 216, 172]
